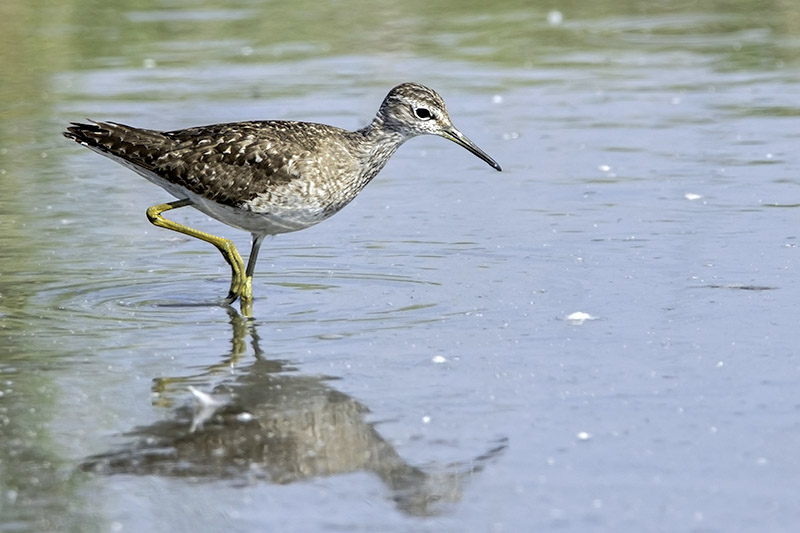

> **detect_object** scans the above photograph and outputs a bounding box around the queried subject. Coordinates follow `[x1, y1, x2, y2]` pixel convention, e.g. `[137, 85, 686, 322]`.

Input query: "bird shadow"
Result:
[81, 307, 508, 517]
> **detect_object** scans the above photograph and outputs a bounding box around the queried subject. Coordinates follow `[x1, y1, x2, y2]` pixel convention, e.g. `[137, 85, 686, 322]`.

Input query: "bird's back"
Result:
[64, 120, 368, 211]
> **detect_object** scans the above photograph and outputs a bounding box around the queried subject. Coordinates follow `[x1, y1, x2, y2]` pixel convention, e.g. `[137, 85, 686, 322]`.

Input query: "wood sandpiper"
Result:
[64, 82, 501, 313]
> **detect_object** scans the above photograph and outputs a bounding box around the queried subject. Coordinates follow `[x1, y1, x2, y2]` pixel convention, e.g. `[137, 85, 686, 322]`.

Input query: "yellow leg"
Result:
[145, 199, 249, 304]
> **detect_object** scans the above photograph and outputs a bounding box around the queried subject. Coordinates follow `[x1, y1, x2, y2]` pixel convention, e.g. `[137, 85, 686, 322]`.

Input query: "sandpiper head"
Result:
[378, 82, 502, 171]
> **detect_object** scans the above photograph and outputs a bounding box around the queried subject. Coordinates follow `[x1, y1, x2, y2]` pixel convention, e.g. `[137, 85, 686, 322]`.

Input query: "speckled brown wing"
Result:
[156, 121, 319, 208]
[64, 120, 344, 208]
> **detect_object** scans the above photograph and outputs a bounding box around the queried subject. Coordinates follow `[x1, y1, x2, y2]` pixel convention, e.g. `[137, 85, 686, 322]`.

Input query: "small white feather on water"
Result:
[566, 311, 597, 325]
[189, 386, 228, 432]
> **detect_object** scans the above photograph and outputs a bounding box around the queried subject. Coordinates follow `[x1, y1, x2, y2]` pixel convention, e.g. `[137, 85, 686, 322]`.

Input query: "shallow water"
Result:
[1, 0, 799, 531]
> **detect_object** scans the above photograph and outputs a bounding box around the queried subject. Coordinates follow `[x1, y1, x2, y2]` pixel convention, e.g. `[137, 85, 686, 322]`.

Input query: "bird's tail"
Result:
[63, 120, 170, 170]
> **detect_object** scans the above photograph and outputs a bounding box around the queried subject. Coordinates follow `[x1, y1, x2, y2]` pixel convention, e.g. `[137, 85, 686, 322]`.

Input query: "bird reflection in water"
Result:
[82, 309, 507, 517]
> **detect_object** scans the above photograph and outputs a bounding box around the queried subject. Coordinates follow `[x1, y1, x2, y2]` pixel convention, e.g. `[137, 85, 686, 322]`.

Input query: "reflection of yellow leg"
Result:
[145, 199, 247, 304]
[152, 306, 255, 406]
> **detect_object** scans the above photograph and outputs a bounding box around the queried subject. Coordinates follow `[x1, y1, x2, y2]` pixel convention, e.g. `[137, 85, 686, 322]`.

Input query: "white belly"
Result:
[116, 155, 328, 236]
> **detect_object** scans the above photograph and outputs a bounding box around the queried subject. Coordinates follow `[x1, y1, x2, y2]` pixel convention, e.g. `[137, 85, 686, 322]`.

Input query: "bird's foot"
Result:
[223, 275, 254, 316]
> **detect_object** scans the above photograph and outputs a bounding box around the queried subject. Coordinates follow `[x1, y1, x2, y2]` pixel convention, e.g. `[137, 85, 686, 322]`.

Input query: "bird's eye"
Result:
[414, 107, 433, 120]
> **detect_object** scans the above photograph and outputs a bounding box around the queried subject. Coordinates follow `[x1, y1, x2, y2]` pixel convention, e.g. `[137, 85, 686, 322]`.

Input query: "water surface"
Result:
[1, 0, 799, 531]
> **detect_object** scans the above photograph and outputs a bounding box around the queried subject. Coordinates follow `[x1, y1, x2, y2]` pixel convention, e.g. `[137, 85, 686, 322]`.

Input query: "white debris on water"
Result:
[189, 386, 228, 432]
[566, 311, 596, 324]
[236, 412, 255, 423]
[189, 386, 225, 407]
[685, 193, 703, 201]
[576, 431, 592, 441]
[432, 355, 447, 364]
[547, 10, 564, 26]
